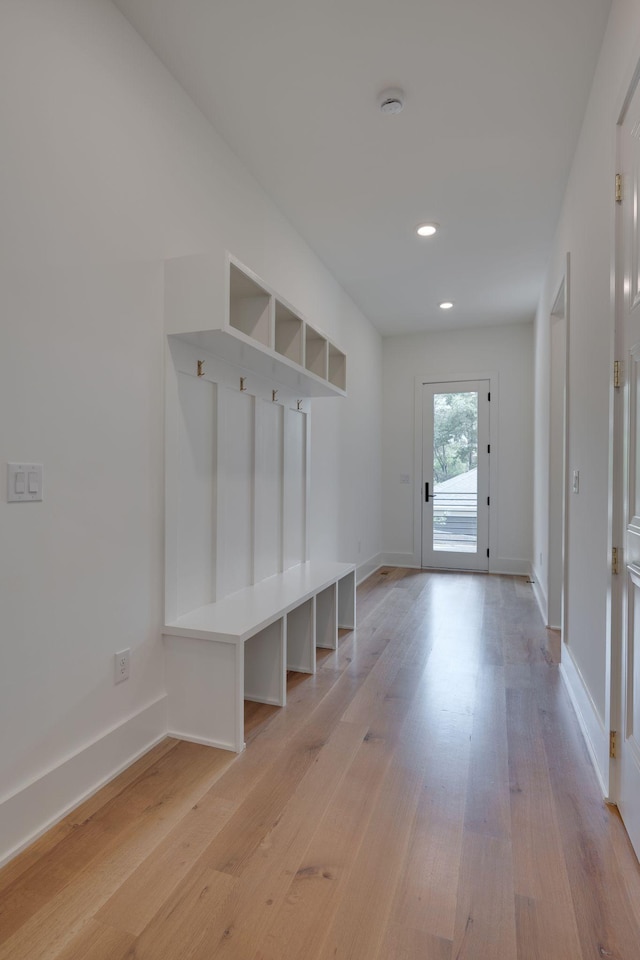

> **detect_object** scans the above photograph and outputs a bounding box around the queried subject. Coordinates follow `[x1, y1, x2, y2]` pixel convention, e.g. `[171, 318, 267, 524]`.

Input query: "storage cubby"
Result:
[275, 301, 304, 365]
[229, 262, 272, 348]
[244, 619, 286, 705]
[305, 325, 328, 379]
[316, 583, 338, 650]
[286, 598, 315, 674]
[338, 571, 356, 630]
[328, 343, 347, 392]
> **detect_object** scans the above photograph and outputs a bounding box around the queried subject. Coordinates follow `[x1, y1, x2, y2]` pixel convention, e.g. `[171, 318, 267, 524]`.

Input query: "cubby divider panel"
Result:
[286, 598, 315, 674]
[316, 583, 338, 650]
[338, 571, 356, 630]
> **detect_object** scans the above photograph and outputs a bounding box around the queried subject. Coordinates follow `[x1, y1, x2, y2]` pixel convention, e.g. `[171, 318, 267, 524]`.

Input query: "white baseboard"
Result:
[0, 695, 167, 868]
[379, 554, 530, 577]
[244, 693, 284, 705]
[490, 557, 531, 576]
[166, 728, 240, 753]
[355, 554, 385, 584]
[529, 565, 548, 624]
[560, 647, 609, 798]
[379, 553, 421, 570]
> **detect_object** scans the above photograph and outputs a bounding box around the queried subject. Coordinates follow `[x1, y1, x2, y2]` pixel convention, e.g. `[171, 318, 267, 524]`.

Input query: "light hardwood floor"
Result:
[2, 568, 640, 959]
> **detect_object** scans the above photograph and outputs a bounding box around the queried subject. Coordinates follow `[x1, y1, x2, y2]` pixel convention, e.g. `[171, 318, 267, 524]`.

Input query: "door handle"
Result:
[425, 482, 430, 503]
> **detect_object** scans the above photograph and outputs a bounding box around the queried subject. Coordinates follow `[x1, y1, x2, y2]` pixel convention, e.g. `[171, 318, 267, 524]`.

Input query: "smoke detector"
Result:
[378, 87, 405, 115]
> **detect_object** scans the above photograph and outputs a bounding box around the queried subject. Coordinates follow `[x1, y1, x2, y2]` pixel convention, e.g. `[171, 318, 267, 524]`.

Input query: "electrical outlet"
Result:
[114, 649, 130, 684]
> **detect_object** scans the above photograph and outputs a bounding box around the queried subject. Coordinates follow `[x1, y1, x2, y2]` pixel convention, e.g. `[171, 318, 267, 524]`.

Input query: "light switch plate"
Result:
[7, 463, 43, 502]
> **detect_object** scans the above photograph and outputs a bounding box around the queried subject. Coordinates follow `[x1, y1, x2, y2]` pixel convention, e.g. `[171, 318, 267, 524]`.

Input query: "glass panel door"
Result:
[422, 381, 489, 570]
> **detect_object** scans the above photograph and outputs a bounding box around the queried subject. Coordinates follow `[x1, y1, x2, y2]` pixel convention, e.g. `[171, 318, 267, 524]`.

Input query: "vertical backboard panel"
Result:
[218, 386, 255, 597]
[283, 407, 307, 570]
[176, 373, 216, 616]
[254, 400, 284, 582]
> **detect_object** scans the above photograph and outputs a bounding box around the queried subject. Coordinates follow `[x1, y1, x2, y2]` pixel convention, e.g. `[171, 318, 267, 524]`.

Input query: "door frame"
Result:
[412, 370, 498, 571]
[547, 259, 570, 642]
[421, 379, 491, 571]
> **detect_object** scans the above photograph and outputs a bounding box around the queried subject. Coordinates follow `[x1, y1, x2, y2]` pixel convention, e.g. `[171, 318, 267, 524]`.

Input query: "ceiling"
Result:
[113, 0, 612, 336]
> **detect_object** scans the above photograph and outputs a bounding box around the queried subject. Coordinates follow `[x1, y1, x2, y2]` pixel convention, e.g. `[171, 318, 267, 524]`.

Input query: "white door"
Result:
[617, 78, 640, 858]
[421, 380, 490, 571]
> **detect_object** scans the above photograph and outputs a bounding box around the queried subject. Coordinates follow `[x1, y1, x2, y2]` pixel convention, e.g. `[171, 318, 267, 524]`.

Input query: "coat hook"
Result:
[272, 389, 278, 402]
[240, 376, 247, 391]
[297, 399, 303, 411]
[197, 360, 205, 377]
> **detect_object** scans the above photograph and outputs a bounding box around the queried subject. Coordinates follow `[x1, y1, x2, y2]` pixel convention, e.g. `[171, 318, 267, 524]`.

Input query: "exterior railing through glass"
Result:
[432, 491, 478, 553]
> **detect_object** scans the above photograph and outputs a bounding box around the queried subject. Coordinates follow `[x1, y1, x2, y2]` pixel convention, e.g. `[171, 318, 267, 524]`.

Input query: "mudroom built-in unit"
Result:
[163, 254, 355, 753]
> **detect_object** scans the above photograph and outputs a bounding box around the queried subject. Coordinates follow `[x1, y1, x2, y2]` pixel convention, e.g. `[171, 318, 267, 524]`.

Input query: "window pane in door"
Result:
[432, 391, 478, 553]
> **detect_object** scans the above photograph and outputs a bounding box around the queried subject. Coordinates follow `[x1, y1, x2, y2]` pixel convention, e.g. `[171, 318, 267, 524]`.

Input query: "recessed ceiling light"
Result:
[416, 222, 438, 237]
[439, 301, 454, 310]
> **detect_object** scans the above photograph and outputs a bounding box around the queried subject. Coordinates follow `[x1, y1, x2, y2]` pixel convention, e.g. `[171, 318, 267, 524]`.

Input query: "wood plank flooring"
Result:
[2, 568, 640, 959]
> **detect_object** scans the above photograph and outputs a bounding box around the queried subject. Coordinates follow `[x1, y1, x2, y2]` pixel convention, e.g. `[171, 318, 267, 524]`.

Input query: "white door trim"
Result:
[421, 380, 490, 571]
[412, 370, 499, 571]
[548, 256, 571, 643]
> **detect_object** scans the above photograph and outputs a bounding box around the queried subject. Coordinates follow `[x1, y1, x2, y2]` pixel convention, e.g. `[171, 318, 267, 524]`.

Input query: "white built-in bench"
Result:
[163, 561, 356, 753]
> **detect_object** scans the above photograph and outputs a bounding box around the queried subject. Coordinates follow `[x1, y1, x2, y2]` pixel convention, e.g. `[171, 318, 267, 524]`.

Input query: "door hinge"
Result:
[487, 496, 490, 506]
[487, 444, 491, 454]
[486, 548, 490, 558]
[612, 546, 619, 575]
[610, 730, 617, 759]
[488, 391, 491, 401]
[614, 360, 622, 388]
[616, 173, 623, 204]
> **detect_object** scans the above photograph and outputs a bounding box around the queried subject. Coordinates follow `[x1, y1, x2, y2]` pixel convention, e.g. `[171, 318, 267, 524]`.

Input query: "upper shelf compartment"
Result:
[275, 301, 304, 366]
[229, 263, 271, 348]
[305, 324, 328, 379]
[165, 254, 347, 398]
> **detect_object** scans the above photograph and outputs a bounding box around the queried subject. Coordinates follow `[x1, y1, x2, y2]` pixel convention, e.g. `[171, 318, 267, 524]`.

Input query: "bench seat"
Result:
[163, 561, 356, 752]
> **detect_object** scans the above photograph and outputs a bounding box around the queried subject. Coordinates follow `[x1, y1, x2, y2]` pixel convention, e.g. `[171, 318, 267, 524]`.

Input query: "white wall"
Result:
[382, 323, 533, 573]
[532, 0, 640, 792]
[0, 0, 382, 864]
